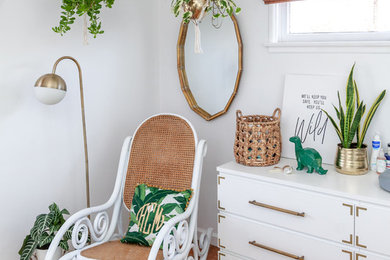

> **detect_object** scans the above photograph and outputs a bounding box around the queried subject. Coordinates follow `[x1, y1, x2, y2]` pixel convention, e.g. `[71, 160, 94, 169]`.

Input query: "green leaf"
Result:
[341, 64, 356, 147]
[344, 95, 355, 148]
[20, 238, 38, 260]
[132, 194, 144, 215]
[62, 226, 73, 241]
[139, 184, 146, 201]
[19, 235, 31, 256]
[358, 90, 386, 147]
[346, 64, 355, 107]
[354, 81, 362, 145]
[162, 203, 178, 215]
[337, 91, 345, 143]
[174, 205, 184, 214]
[174, 196, 187, 206]
[121, 232, 150, 246]
[322, 109, 343, 143]
[347, 101, 364, 147]
[144, 189, 176, 204]
[38, 232, 54, 248]
[31, 213, 53, 240]
[333, 105, 340, 120]
[61, 208, 70, 215]
[59, 240, 69, 251]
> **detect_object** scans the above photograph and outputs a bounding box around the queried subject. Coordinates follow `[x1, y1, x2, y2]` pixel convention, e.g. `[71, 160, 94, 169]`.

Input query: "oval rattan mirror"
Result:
[177, 15, 243, 121]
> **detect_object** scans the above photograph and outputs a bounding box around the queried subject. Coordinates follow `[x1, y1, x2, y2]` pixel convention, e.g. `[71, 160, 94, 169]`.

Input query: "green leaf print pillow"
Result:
[121, 183, 192, 247]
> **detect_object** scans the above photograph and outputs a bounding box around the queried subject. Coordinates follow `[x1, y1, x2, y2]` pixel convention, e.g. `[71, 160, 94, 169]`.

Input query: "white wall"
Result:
[157, 0, 390, 239]
[2, 0, 390, 257]
[0, 0, 158, 258]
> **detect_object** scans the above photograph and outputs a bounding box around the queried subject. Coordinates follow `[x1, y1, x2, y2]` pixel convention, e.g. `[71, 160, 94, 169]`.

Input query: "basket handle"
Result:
[272, 108, 281, 120]
[236, 110, 243, 119]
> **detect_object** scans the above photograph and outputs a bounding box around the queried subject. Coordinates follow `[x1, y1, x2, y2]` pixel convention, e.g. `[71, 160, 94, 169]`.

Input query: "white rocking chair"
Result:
[45, 114, 212, 260]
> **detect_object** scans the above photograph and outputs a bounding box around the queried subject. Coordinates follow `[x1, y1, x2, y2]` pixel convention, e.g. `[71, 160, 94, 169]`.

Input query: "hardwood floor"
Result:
[187, 245, 219, 260]
[207, 245, 219, 260]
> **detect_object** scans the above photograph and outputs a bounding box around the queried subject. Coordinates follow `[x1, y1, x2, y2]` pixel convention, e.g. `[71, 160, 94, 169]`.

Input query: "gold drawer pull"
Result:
[356, 206, 367, 217]
[356, 253, 367, 259]
[356, 236, 367, 249]
[342, 250, 353, 260]
[249, 241, 304, 260]
[342, 234, 353, 245]
[218, 200, 226, 211]
[342, 203, 354, 216]
[249, 200, 305, 217]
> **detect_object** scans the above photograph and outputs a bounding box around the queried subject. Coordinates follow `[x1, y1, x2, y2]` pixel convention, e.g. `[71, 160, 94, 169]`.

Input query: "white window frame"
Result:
[266, 3, 390, 53]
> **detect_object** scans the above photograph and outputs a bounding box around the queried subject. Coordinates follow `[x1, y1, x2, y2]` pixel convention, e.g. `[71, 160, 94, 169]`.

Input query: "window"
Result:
[272, 0, 390, 43]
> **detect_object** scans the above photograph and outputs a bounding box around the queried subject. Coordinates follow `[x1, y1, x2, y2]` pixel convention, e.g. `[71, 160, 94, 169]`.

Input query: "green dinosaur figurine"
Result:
[289, 136, 328, 175]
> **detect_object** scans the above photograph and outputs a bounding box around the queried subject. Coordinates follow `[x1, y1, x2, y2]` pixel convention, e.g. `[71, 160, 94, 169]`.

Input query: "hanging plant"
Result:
[171, 0, 240, 53]
[53, 0, 115, 38]
[171, 0, 241, 25]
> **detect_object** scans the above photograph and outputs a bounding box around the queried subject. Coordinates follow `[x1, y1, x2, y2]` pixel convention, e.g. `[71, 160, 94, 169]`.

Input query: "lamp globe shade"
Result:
[34, 73, 67, 105]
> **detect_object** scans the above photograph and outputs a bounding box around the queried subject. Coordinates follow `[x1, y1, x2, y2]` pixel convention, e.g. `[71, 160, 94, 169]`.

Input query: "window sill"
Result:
[265, 41, 390, 53]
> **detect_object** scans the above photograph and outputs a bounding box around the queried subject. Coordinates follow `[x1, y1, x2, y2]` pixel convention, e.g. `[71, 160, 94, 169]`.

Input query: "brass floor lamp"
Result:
[34, 56, 91, 208]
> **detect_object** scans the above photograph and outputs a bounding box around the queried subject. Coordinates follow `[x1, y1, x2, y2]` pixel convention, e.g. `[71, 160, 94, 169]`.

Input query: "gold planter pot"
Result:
[335, 144, 369, 175]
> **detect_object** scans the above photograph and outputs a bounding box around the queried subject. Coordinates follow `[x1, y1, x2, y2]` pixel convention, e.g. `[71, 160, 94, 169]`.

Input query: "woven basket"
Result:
[234, 109, 282, 167]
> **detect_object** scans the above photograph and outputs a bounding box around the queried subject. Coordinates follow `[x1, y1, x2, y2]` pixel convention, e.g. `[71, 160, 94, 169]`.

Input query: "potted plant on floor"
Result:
[19, 203, 72, 260]
[323, 64, 386, 175]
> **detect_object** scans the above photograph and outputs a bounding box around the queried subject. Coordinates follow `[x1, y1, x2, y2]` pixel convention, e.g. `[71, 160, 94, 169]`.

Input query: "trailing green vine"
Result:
[53, 0, 115, 38]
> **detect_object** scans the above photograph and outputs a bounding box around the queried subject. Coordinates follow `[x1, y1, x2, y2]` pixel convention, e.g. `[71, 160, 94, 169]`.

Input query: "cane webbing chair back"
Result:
[123, 114, 196, 210]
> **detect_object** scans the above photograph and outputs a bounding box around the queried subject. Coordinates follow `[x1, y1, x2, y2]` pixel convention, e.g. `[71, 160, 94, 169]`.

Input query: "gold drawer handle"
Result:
[342, 203, 353, 216]
[218, 200, 226, 211]
[249, 241, 304, 260]
[342, 250, 353, 260]
[356, 236, 367, 249]
[356, 253, 367, 259]
[356, 206, 367, 217]
[342, 234, 353, 245]
[249, 200, 305, 217]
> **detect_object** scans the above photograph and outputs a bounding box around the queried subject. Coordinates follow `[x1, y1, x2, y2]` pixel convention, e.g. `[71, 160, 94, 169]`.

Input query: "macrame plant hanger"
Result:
[83, 14, 89, 45]
[191, 0, 209, 54]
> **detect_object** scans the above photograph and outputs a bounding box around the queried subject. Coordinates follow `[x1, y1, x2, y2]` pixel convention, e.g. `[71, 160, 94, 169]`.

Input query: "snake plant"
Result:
[18, 203, 72, 260]
[53, 0, 115, 38]
[172, 0, 241, 24]
[323, 64, 386, 149]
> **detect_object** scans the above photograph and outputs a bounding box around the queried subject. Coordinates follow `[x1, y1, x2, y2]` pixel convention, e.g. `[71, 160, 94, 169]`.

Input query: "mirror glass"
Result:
[178, 14, 242, 121]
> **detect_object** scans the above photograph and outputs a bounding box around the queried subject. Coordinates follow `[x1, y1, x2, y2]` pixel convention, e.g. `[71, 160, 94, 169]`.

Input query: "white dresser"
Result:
[217, 158, 390, 260]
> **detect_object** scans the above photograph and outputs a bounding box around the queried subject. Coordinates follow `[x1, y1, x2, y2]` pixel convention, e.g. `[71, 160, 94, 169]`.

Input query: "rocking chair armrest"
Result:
[148, 196, 196, 260]
[45, 136, 133, 260]
[45, 202, 114, 260]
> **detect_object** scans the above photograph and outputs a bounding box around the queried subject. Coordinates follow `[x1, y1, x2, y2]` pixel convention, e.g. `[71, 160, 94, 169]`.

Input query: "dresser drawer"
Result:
[355, 202, 390, 256]
[218, 213, 353, 260]
[218, 173, 354, 244]
[357, 251, 390, 260]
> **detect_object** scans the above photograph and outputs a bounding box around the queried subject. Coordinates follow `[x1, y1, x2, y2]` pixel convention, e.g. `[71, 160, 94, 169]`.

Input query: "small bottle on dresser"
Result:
[386, 143, 390, 170]
[371, 134, 381, 171]
[377, 148, 387, 174]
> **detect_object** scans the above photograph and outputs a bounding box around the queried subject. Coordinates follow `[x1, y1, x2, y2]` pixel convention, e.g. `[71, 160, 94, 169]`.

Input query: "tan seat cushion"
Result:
[80, 240, 164, 260]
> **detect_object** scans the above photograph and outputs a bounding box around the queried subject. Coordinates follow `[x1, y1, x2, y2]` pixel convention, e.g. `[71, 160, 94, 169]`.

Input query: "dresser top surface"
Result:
[217, 158, 390, 207]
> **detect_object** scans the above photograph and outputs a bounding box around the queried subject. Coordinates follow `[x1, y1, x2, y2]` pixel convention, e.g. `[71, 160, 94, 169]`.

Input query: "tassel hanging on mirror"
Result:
[194, 22, 203, 54]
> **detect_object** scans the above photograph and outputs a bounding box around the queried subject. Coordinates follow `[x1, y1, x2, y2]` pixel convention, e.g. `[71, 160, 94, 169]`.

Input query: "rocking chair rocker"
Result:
[45, 114, 212, 260]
